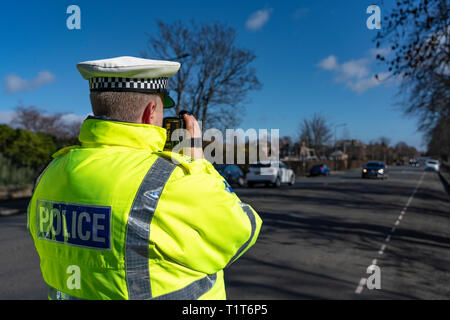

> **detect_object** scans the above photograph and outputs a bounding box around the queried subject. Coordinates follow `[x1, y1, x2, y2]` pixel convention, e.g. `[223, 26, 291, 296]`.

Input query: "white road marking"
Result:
[355, 278, 367, 294]
[354, 171, 426, 294]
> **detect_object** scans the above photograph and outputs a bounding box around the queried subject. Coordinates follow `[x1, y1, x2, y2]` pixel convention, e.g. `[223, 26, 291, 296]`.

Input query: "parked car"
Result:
[409, 158, 420, 167]
[214, 164, 246, 187]
[309, 164, 331, 177]
[424, 159, 440, 172]
[361, 161, 388, 179]
[246, 161, 295, 188]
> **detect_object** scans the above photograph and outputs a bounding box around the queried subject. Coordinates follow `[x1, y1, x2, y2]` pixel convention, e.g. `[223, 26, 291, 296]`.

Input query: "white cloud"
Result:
[4, 75, 28, 94]
[346, 72, 390, 93]
[4, 70, 55, 93]
[317, 55, 339, 71]
[317, 49, 394, 94]
[338, 58, 370, 81]
[0, 110, 15, 124]
[246, 8, 273, 31]
[60, 113, 88, 124]
[32, 71, 55, 88]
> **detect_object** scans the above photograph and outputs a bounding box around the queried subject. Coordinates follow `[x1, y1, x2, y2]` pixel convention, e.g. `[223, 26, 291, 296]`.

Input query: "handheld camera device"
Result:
[163, 110, 188, 151]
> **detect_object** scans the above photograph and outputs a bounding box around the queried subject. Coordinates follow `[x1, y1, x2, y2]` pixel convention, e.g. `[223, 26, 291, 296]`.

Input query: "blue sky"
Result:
[0, 0, 424, 149]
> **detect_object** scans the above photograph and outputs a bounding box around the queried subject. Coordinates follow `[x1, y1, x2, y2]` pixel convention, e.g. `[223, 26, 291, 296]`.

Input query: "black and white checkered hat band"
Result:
[89, 77, 169, 92]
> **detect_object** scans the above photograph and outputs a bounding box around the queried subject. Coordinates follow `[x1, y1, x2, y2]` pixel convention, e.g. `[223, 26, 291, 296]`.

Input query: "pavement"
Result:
[0, 166, 449, 299]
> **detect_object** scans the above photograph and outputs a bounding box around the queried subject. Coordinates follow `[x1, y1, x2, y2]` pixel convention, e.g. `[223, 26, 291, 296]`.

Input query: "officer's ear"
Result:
[141, 101, 157, 125]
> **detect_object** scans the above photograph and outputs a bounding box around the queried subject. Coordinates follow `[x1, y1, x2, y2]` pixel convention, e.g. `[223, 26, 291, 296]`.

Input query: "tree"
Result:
[298, 113, 332, 156]
[364, 138, 420, 164]
[143, 21, 262, 130]
[366, 138, 390, 162]
[426, 116, 450, 159]
[279, 136, 293, 158]
[375, 0, 449, 160]
[394, 141, 419, 161]
[379, 136, 391, 163]
[0, 125, 56, 169]
[11, 104, 82, 142]
[12, 105, 62, 135]
[299, 118, 313, 147]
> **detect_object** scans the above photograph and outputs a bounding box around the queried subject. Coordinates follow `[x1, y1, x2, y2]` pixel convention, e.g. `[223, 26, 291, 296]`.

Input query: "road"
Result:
[0, 166, 449, 299]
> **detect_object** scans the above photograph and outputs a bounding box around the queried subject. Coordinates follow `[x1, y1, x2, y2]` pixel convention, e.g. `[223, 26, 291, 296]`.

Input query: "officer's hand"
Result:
[183, 114, 204, 160]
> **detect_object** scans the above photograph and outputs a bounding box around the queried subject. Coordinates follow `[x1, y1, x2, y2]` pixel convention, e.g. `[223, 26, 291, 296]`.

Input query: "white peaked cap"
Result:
[76, 56, 181, 108]
[77, 56, 180, 79]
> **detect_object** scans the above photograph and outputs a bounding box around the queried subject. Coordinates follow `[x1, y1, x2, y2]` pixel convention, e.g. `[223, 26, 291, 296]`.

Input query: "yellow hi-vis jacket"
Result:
[27, 116, 262, 300]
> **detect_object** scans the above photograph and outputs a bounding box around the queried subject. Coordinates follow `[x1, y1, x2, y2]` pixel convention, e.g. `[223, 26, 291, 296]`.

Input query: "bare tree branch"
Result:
[11, 104, 81, 141]
[143, 21, 262, 130]
[298, 113, 332, 156]
[375, 0, 449, 159]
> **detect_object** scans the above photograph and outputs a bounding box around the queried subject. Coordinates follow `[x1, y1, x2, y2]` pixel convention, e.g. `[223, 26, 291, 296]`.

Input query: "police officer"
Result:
[27, 56, 262, 300]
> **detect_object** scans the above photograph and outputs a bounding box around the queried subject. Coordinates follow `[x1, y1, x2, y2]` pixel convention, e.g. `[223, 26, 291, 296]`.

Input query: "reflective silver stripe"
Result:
[48, 156, 218, 300]
[47, 273, 217, 300]
[152, 273, 217, 300]
[125, 156, 176, 300]
[226, 203, 257, 267]
[47, 285, 81, 300]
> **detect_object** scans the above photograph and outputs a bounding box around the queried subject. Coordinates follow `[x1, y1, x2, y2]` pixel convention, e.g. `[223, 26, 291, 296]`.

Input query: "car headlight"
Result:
[378, 169, 384, 174]
[363, 169, 367, 173]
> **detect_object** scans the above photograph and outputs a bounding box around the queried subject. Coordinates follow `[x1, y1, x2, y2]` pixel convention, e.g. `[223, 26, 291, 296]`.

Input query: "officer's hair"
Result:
[89, 91, 161, 123]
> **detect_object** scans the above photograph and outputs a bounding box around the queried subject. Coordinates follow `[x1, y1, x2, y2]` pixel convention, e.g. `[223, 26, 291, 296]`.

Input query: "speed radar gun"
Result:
[163, 110, 188, 151]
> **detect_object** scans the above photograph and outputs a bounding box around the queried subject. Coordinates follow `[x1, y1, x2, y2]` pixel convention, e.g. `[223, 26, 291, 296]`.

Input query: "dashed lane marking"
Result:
[354, 171, 425, 294]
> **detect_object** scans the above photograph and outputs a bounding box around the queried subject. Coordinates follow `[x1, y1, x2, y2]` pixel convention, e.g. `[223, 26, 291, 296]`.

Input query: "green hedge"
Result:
[0, 152, 41, 186]
[0, 125, 56, 168]
[0, 125, 57, 186]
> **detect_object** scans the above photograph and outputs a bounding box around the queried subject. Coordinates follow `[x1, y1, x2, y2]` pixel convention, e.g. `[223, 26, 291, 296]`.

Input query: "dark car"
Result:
[309, 164, 331, 177]
[361, 161, 388, 179]
[214, 164, 245, 187]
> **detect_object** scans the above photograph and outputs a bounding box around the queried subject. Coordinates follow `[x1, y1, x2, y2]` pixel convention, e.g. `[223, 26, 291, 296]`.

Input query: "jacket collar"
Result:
[79, 115, 166, 152]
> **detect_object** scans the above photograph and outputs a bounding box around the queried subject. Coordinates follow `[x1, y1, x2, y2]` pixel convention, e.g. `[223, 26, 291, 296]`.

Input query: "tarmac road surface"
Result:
[0, 166, 448, 299]
[226, 166, 450, 299]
